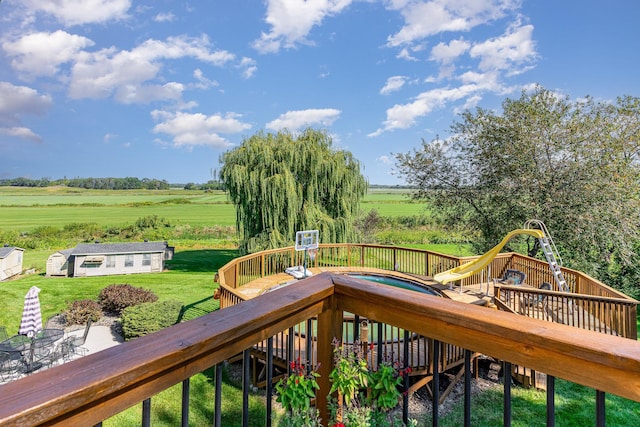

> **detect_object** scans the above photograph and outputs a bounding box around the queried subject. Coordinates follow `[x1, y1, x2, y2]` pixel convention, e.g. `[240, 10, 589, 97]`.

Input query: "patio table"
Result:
[0, 329, 64, 374]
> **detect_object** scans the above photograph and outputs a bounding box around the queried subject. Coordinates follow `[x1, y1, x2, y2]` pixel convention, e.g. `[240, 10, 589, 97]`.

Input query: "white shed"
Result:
[46, 249, 74, 277]
[0, 246, 24, 281]
[46, 241, 174, 278]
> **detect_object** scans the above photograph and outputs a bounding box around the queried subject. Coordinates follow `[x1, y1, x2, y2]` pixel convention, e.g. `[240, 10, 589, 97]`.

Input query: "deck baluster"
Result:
[503, 361, 511, 427]
[142, 398, 151, 427]
[432, 339, 440, 427]
[243, 349, 250, 427]
[214, 364, 222, 427]
[181, 378, 189, 426]
[266, 337, 273, 427]
[546, 374, 555, 427]
[596, 390, 605, 427]
[464, 349, 471, 427]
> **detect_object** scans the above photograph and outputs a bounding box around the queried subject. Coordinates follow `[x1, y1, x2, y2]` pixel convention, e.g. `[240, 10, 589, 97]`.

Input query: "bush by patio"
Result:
[98, 284, 158, 314]
[121, 300, 183, 340]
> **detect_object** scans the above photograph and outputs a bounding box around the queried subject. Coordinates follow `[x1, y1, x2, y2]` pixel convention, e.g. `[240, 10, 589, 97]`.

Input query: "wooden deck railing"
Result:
[217, 244, 638, 338]
[1, 273, 639, 426]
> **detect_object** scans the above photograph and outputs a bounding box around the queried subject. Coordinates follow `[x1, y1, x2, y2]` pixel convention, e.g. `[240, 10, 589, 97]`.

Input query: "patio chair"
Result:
[0, 351, 24, 382]
[44, 314, 62, 329]
[494, 269, 527, 286]
[69, 319, 92, 357]
[493, 269, 527, 304]
[520, 281, 552, 311]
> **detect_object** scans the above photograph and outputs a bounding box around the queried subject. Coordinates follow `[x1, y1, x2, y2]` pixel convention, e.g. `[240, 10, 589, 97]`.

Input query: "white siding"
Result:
[0, 249, 24, 281]
[72, 252, 164, 277]
[46, 253, 69, 277]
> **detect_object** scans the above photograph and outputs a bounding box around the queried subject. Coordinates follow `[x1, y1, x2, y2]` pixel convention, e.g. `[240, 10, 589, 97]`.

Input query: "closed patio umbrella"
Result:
[19, 286, 42, 338]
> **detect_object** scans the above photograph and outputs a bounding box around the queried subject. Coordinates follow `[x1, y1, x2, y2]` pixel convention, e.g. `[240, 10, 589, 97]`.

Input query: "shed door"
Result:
[152, 254, 161, 270]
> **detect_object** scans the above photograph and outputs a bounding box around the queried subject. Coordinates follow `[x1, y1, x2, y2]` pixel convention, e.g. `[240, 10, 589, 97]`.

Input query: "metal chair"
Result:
[0, 351, 24, 382]
[495, 269, 527, 286]
[69, 320, 92, 357]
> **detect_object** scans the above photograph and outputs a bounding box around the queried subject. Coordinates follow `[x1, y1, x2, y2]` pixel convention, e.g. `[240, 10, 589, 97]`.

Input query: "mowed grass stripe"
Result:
[0, 187, 427, 231]
[0, 204, 237, 230]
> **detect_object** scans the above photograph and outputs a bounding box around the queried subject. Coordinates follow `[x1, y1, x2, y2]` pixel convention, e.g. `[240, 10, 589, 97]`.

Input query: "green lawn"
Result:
[0, 248, 237, 332]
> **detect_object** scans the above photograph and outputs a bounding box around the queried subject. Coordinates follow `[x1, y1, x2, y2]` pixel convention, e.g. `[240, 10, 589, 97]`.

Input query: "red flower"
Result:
[331, 423, 346, 427]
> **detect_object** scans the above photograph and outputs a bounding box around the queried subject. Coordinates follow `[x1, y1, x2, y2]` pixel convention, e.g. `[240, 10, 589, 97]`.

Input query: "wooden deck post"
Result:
[316, 294, 343, 427]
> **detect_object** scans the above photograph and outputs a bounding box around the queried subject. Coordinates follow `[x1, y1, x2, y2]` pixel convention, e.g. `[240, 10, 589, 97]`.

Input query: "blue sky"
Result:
[1, 1, 638, 186]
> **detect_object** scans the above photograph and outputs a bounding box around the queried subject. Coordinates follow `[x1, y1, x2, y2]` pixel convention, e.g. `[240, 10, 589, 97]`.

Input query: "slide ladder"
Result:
[525, 220, 569, 292]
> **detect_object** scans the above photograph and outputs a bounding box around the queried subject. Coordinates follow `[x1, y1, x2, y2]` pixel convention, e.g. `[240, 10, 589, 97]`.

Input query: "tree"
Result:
[395, 86, 640, 284]
[220, 128, 368, 253]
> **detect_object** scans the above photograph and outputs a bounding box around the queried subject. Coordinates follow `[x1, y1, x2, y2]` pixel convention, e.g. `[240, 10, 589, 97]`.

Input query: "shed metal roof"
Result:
[0, 246, 24, 258]
[72, 241, 169, 255]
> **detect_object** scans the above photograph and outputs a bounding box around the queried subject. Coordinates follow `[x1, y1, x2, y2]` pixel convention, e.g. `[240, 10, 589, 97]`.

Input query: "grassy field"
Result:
[0, 186, 430, 232]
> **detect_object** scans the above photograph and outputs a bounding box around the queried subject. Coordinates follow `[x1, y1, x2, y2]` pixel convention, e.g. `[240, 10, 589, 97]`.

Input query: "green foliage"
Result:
[275, 359, 320, 412]
[220, 128, 368, 253]
[329, 340, 369, 402]
[368, 362, 405, 412]
[275, 407, 322, 427]
[328, 339, 413, 426]
[98, 284, 159, 314]
[121, 300, 183, 340]
[63, 299, 103, 325]
[395, 86, 640, 288]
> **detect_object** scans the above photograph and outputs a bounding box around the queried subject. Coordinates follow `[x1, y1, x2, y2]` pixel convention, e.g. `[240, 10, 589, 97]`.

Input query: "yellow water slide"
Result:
[433, 229, 544, 285]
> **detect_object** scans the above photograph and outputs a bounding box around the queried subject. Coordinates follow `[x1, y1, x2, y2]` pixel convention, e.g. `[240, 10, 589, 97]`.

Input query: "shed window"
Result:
[142, 254, 151, 266]
[106, 255, 116, 268]
[125, 254, 134, 267]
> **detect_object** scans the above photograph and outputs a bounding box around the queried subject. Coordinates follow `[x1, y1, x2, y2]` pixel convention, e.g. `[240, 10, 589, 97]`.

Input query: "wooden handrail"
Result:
[330, 274, 640, 401]
[1, 272, 639, 426]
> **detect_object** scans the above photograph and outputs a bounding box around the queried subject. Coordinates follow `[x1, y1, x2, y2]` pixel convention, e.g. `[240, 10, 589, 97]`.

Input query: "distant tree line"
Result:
[182, 180, 225, 191]
[0, 177, 171, 190]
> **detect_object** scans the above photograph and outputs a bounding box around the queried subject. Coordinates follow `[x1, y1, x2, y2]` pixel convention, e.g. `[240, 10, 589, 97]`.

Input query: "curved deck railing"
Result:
[1, 273, 639, 426]
[217, 244, 638, 338]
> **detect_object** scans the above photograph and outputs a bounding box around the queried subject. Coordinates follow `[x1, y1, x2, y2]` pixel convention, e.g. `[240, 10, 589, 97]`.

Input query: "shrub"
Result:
[121, 300, 183, 340]
[63, 299, 103, 325]
[98, 284, 158, 314]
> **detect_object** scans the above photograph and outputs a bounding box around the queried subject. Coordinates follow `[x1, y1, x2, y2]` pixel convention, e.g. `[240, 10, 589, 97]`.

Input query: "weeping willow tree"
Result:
[219, 128, 368, 253]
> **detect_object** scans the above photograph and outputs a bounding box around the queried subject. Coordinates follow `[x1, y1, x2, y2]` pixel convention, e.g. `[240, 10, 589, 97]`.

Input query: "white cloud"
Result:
[253, 0, 353, 53]
[380, 76, 407, 95]
[386, 0, 518, 47]
[0, 82, 52, 118]
[369, 84, 480, 136]
[192, 69, 219, 90]
[266, 108, 341, 131]
[0, 127, 43, 143]
[2, 30, 94, 79]
[154, 12, 176, 23]
[396, 47, 418, 61]
[0, 82, 52, 142]
[377, 155, 392, 165]
[151, 110, 251, 149]
[23, 0, 131, 26]
[68, 35, 235, 103]
[430, 38, 470, 64]
[239, 57, 257, 79]
[115, 82, 184, 104]
[470, 23, 537, 72]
